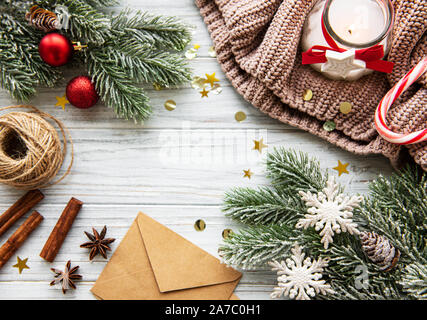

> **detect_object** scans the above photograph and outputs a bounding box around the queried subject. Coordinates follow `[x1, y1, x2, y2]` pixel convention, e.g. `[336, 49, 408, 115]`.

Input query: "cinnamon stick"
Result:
[0, 190, 44, 237]
[40, 197, 83, 262]
[0, 211, 44, 269]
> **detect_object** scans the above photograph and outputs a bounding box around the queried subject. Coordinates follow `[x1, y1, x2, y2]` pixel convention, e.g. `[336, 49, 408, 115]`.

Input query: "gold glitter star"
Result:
[333, 160, 350, 176]
[204, 73, 219, 87]
[243, 169, 253, 179]
[253, 138, 268, 153]
[55, 95, 69, 110]
[200, 88, 209, 98]
[13, 256, 29, 274]
[193, 44, 201, 50]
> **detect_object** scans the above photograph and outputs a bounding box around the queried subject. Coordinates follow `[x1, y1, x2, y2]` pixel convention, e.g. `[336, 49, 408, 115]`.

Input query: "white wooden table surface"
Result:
[0, 0, 394, 300]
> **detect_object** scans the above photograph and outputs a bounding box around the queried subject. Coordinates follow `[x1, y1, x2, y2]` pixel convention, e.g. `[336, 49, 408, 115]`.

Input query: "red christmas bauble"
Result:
[39, 33, 73, 67]
[66, 76, 99, 109]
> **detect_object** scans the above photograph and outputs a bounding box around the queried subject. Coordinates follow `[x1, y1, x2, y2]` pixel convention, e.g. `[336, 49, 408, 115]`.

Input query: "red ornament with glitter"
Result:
[38, 33, 73, 67]
[66, 76, 99, 109]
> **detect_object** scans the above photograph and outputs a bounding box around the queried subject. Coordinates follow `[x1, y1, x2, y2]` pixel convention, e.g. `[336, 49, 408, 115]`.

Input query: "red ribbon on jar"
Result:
[302, 12, 394, 74]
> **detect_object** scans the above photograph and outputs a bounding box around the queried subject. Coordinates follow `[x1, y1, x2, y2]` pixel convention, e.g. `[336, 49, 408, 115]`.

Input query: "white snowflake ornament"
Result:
[269, 245, 334, 300]
[297, 176, 362, 249]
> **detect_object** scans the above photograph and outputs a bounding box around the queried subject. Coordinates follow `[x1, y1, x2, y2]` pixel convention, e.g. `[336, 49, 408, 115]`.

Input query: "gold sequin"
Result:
[303, 89, 313, 101]
[164, 100, 176, 111]
[235, 111, 247, 122]
[339, 102, 352, 114]
[222, 229, 233, 239]
[194, 219, 206, 231]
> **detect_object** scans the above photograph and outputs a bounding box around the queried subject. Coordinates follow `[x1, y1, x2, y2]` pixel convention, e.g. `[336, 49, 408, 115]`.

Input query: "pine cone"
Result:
[360, 232, 400, 272]
[25, 5, 59, 32]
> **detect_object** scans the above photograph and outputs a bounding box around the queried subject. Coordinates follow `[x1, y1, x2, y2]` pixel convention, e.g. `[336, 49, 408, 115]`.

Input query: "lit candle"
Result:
[301, 0, 394, 81]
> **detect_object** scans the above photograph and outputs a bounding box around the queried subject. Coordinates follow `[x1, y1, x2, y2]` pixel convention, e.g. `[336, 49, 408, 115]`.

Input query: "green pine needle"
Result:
[400, 262, 427, 299]
[223, 186, 305, 226]
[87, 49, 152, 122]
[0, 53, 37, 101]
[0, 1, 191, 121]
[0, 10, 61, 100]
[219, 224, 298, 270]
[38, 0, 111, 44]
[105, 43, 191, 87]
[111, 9, 192, 51]
[267, 148, 328, 192]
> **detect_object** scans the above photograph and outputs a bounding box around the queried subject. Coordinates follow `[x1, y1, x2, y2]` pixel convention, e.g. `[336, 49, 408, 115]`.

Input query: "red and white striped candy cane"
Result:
[375, 57, 427, 145]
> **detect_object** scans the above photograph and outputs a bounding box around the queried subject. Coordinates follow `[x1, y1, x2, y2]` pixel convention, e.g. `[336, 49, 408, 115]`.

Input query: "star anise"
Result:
[50, 260, 82, 294]
[80, 225, 115, 260]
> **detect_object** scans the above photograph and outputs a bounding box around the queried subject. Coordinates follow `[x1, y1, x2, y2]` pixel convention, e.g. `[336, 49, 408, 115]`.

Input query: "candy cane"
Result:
[375, 57, 427, 145]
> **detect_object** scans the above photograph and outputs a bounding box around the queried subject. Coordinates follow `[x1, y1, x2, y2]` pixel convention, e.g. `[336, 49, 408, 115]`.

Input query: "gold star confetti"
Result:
[194, 219, 206, 231]
[193, 44, 201, 50]
[164, 99, 176, 111]
[333, 160, 350, 176]
[204, 72, 220, 87]
[253, 138, 268, 153]
[208, 46, 217, 58]
[13, 256, 29, 274]
[243, 169, 253, 179]
[222, 229, 233, 239]
[235, 111, 247, 122]
[192, 75, 222, 97]
[55, 95, 69, 110]
[339, 102, 352, 114]
[200, 88, 209, 98]
[303, 89, 313, 101]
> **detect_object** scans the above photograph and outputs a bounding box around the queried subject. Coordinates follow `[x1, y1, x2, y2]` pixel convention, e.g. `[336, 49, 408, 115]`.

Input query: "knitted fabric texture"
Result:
[196, 0, 426, 170]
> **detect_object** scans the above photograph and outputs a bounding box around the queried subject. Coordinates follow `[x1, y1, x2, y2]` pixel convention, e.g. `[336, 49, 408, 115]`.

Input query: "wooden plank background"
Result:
[0, 0, 393, 299]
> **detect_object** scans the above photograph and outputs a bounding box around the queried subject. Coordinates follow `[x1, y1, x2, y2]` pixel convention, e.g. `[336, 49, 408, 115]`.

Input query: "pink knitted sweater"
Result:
[196, 0, 426, 170]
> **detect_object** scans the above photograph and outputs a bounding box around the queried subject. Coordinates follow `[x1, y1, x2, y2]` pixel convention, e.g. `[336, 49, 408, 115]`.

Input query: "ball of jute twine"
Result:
[0, 105, 73, 190]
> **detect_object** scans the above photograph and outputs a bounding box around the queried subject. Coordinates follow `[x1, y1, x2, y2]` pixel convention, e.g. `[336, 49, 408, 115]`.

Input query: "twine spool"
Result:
[0, 105, 73, 190]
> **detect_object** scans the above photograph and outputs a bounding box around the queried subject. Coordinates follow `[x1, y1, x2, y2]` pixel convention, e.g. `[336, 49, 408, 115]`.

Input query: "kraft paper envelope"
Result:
[91, 212, 242, 300]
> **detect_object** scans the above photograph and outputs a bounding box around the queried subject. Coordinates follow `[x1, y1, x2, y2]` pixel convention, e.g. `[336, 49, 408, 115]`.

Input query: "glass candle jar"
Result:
[301, 0, 394, 81]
